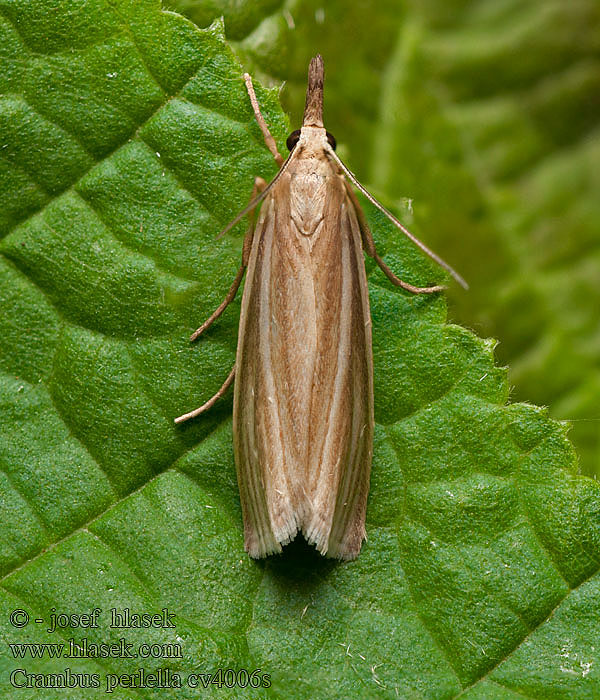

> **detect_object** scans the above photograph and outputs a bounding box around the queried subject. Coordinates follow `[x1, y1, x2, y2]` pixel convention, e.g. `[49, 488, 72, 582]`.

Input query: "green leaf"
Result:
[0, 1, 599, 699]
[365, 1, 600, 482]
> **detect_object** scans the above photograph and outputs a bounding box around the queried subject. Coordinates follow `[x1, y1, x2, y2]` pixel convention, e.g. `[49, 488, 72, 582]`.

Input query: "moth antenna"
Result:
[328, 149, 469, 289]
[216, 149, 298, 240]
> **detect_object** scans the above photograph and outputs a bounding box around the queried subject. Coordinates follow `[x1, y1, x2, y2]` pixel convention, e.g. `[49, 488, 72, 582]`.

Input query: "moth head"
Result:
[286, 128, 336, 151]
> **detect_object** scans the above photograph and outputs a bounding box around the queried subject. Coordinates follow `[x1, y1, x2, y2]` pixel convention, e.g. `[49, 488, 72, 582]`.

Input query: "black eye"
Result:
[286, 129, 301, 151]
[326, 131, 336, 150]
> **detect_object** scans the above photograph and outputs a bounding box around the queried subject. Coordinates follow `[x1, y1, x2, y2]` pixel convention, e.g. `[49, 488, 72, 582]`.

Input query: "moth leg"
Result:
[244, 73, 284, 167]
[174, 364, 236, 424]
[190, 266, 245, 341]
[176, 177, 267, 422]
[190, 177, 267, 342]
[345, 183, 445, 295]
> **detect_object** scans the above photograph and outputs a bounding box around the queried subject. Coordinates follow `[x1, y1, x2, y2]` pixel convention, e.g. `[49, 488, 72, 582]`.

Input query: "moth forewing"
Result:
[176, 54, 463, 561]
[233, 194, 301, 557]
[302, 194, 374, 559]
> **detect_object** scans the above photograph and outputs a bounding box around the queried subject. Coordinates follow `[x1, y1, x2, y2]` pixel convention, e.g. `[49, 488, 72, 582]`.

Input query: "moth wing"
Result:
[303, 194, 374, 560]
[233, 194, 305, 557]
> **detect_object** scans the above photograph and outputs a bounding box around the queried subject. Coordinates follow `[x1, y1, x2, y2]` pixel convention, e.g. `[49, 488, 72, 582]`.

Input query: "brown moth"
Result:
[175, 55, 466, 560]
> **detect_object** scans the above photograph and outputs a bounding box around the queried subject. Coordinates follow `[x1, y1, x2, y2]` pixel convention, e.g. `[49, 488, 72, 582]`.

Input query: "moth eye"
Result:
[286, 129, 301, 151]
[326, 131, 337, 150]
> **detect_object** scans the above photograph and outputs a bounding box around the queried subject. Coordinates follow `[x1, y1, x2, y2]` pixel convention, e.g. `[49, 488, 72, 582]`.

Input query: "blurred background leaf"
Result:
[168, 0, 600, 477]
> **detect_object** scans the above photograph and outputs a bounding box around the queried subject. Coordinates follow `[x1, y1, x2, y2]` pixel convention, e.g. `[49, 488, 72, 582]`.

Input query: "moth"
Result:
[175, 55, 466, 560]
